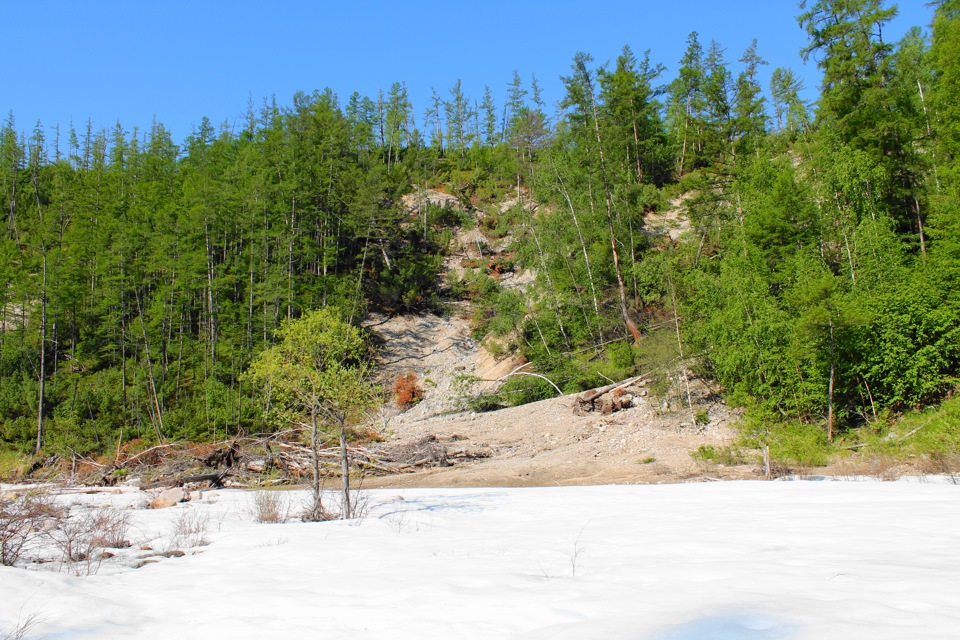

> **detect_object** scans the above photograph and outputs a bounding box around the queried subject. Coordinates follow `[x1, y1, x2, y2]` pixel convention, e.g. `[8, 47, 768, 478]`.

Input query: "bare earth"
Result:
[365, 313, 754, 489]
[367, 395, 753, 488]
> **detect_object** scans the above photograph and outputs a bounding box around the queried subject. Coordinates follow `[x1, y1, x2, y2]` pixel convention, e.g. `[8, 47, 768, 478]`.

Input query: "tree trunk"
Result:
[582, 62, 641, 345]
[554, 165, 601, 332]
[827, 318, 835, 443]
[311, 408, 321, 515]
[669, 277, 694, 415]
[339, 419, 351, 520]
[35, 249, 47, 454]
[134, 287, 165, 443]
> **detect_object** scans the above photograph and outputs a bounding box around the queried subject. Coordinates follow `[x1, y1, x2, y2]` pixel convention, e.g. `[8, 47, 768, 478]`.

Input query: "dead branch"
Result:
[578, 374, 648, 405]
[120, 443, 180, 467]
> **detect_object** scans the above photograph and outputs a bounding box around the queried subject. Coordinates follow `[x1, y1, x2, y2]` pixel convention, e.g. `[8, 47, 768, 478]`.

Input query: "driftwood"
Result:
[141, 477, 182, 490]
[182, 471, 230, 487]
[574, 375, 649, 414]
[578, 374, 647, 405]
[86, 429, 483, 491]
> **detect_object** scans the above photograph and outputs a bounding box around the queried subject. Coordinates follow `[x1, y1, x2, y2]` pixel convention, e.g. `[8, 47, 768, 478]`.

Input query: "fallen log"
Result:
[182, 471, 230, 488]
[577, 374, 647, 405]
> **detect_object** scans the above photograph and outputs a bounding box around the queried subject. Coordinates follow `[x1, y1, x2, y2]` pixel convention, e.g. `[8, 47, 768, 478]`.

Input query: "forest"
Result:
[0, 0, 958, 467]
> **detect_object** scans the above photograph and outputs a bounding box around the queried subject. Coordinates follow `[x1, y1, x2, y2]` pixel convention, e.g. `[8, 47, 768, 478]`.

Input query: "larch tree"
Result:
[243, 308, 378, 520]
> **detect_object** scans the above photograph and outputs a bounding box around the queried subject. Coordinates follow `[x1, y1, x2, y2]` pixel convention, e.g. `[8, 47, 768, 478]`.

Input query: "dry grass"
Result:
[915, 452, 960, 484]
[249, 491, 290, 523]
[1, 606, 45, 640]
[169, 509, 209, 549]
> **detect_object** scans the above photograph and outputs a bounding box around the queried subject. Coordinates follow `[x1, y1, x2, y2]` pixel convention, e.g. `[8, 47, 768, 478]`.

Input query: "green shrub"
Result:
[768, 421, 830, 469]
[0, 451, 33, 482]
[692, 445, 746, 465]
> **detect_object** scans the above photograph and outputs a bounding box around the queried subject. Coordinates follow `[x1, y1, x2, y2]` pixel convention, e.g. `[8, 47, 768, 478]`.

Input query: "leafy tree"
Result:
[244, 308, 378, 520]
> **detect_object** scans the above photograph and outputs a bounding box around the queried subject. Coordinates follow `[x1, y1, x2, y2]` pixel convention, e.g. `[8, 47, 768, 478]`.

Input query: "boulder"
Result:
[149, 487, 188, 509]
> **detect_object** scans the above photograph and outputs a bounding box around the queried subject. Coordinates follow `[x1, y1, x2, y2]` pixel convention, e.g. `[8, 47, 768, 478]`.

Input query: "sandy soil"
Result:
[365, 312, 752, 489]
[368, 393, 753, 488]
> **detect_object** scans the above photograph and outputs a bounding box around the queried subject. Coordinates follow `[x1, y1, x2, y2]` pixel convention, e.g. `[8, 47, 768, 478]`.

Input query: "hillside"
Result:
[357, 188, 742, 487]
[2, 2, 960, 478]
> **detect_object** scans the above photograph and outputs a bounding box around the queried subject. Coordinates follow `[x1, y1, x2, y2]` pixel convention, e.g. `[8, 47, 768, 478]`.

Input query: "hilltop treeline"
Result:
[2, 0, 959, 457]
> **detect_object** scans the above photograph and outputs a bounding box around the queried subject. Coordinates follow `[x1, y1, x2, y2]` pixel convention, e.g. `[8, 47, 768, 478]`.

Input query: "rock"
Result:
[149, 487, 188, 509]
[148, 496, 176, 509]
[245, 458, 268, 473]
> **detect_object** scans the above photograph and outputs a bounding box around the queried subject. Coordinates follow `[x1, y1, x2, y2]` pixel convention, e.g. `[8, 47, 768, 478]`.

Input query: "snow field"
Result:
[1, 479, 958, 639]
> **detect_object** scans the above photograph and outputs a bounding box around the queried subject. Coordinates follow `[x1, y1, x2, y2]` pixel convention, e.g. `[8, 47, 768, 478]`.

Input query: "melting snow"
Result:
[1, 479, 958, 639]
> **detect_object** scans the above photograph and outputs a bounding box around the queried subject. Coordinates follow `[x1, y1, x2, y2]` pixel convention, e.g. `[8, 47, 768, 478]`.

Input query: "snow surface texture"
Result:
[1, 480, 958, 639]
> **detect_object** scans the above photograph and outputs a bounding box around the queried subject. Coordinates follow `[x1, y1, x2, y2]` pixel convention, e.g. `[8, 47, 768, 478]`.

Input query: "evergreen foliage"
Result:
[1, 1, 958, 460]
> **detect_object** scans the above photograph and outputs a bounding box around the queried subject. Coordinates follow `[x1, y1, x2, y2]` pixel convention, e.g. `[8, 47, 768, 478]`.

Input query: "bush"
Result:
[250, 490, 290, 523]
[1, 490, 61, 566]
[768, 421, 830, 470]
[52, 505, 132, 572]
[169, 510, 209, 549]
[692, 445, 746, 466]
[0, 451, 32, 482]
[393, 373, 424, 408]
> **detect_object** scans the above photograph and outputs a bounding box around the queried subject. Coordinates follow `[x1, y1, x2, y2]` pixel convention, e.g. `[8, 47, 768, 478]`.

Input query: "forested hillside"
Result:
[1, 0, 958, 463]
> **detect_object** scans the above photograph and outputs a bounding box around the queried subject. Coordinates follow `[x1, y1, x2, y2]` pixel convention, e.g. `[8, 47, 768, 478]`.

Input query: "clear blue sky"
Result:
[1, 1, 933, 147]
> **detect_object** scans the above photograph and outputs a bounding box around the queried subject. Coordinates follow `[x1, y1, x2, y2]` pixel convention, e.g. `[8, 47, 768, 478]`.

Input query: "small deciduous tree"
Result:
[244, 308, 379, 520]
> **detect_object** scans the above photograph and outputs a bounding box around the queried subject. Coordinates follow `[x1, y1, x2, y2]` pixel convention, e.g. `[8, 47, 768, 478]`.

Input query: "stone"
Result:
[149, 487, 188, 509]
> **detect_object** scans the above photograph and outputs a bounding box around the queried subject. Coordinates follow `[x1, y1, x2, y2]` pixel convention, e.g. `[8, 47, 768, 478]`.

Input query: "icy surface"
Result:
[1, 479, 959, 639]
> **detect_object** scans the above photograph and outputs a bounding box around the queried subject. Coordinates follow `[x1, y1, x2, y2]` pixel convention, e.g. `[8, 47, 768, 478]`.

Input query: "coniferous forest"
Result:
[1, 1, 959, 464]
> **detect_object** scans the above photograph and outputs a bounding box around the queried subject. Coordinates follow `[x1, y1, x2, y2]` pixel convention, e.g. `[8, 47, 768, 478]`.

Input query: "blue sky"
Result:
[1, 1, 933, 146]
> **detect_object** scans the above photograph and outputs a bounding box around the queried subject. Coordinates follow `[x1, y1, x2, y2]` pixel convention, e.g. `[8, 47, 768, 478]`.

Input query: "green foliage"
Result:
[767, 422, 831, 469]
[888, 396, 960, 455]
[740, 407, 831, 469]
[243, 308, 378, 432]
[0, 450, 32, 481]
[497, 375, 557, 407]
[694, 409, 710, 426]
[692, 445, 746, 466]
[852, 278, 960, 408]
[1, 4, 956, 470]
